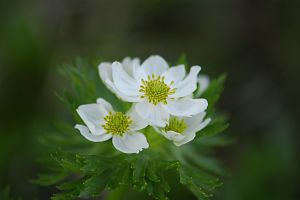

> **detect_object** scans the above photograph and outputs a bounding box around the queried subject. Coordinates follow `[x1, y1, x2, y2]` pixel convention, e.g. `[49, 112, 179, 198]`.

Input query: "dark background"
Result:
[0, 0, 299, 199]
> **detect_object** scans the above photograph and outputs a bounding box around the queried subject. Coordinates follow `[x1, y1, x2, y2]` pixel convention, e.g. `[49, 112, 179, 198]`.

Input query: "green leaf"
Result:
[196, 120, 229, 139]
[79, 173, 110, 198]
[201, 74, 227, 116]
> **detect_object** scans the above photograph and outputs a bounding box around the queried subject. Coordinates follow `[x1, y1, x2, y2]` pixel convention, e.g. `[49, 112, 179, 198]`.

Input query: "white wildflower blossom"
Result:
[75, 98, 149, 154]
[99, 55, 208, 127]
[155, 112, 211, 146]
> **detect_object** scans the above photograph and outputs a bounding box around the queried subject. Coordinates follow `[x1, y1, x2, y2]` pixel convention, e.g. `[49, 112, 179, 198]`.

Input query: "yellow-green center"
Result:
[165, 117, 187, 134]
[102, 112, 132, 136]
[139, 74, 175, 105]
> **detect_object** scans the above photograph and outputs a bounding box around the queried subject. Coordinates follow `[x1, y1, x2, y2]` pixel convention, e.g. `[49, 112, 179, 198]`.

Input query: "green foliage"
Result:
[35, 58, 229, 200]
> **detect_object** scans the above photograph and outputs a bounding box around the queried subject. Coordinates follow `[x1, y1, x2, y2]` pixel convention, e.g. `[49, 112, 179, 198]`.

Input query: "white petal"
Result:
[105, 79, 140, 102]
[171, 65, 201, 98]
[112, 62, 140, 97]
[75, 124, 112, 142]
[196, 75, 210, 97]
[77, 104, 108, 135]
[135, 101, 169, 127]
[141, 55, 169, 76]
[127, 107, 148, 131]
[174, 131, 196, 146]
[184, 112, 208, 133]
[162, 64, 186, 84]
[161, 130, 185, 142]
[122, 57, 140, 77]
[98, 62, 112, 84]
[133, 66, 147, 84]
[163, 98, 208, 117]
[96, 98, 113, 112]
[98, 62, 121, 95]
[184, 112, 211, 132]
[195, 118, 211, 132]
[112, 132, 149, 154]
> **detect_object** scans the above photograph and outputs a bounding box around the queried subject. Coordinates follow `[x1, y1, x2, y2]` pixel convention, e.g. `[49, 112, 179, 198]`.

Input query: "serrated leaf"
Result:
[79, 173, 110, 198]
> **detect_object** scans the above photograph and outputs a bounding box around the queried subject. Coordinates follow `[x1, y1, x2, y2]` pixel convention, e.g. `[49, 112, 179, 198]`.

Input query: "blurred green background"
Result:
[0, 0, 299, 199]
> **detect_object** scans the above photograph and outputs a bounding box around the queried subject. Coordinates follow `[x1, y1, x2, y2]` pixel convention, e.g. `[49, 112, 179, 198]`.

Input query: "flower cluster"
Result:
[75, 55, 211, 153]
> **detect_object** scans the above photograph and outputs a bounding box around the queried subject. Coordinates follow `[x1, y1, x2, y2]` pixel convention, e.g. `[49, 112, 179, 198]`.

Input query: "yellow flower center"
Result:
[139, 74, 175, 105]
[102, 112, 132, 136]
[165, 117, 187, 134]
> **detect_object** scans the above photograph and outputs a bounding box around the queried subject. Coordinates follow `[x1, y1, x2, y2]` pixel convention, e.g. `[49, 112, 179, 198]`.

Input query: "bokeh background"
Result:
[1, 0, 299, 199]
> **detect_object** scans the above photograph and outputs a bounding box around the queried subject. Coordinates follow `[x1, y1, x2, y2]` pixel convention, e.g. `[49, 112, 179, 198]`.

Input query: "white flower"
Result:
[99, 55, 208, 127]
[154, 112, 211, 146]
[75, 98, 149, 154]
[195, 75, 210, 97]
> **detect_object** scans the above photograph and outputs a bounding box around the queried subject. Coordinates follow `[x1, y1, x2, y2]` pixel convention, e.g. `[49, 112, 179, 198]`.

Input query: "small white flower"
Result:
[195, 75, 210, 97]
[154, 112, 211, 146]
[99, 55, 208, 127]
[75, 98, 149, 154]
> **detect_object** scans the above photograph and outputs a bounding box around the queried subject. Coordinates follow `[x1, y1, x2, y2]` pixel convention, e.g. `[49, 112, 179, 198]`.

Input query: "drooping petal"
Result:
[163, 98, 208, 117]
[135, 101, 169, 127]
[174, 131, 196, 146]
[122, 57, 140, 77]
[112, 62, 140, 97]
[76, 103, 107, 135]
[75, 124, 112, 142]
[141, 55, 169, 76]
[194, 118, 211, 133]
[195, 75, 210, 97]
[171, 65, 201, 98]
[96, 98, 113, 112]
[184, 112, 210, 132]
[127, 106, 148, 130]
[161, 130, 185, 142]
[162, 64, 186, 84]
[112, 132, 149, 154]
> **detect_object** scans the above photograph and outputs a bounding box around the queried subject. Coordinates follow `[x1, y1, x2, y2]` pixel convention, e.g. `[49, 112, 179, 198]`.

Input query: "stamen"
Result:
[139, 74, 175, 105]
[165, 117, 187, 134]
[102, 112, 132, 136]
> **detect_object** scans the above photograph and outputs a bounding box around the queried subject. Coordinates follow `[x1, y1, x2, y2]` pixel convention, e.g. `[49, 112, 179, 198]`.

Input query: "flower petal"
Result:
[195, 75, 210, 97]
[161, 130, 185, 142]
[133, 66, 147, 84]
[105, 79, 140, 102]
[96, 98, 113, 112]
[112, 61, 140, 97]
[98, 62, 112, 83]
[195, 118, 211, 133]
[75, 124, 112, 142]
[184, 112, 208, 133]
[174, 131, 196, 146]
[135, 101, 169, 127]
[163, 98, 208, 117]
[112, 132, 149, 154]
[171, 65, 201, 98]
[141, 55, 169, 76]
[162, 64, 186, 84]
[76, 103, 108, 135]
[122, 57, 140, 77]
[127, 106, 148, 131]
